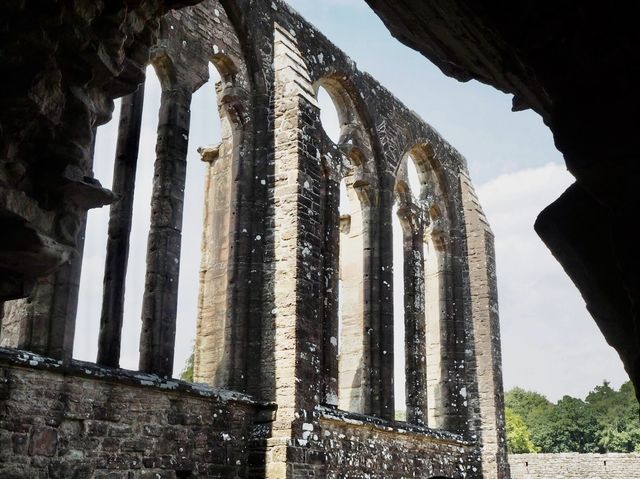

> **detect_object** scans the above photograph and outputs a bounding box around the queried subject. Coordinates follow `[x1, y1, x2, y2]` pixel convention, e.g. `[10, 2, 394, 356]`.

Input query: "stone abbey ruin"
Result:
[11, 0, 633, 477]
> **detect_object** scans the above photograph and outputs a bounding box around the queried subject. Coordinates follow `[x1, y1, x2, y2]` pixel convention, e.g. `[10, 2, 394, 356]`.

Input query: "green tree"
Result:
[181, 351, 194, 382]
[505, 388, 553, 422]
[587, 381, 640, 452]
[534, 395, 600, 453]
[504, 382, 640, 453]
[505, 407, 538, 453]
[505, 387, 554, 450]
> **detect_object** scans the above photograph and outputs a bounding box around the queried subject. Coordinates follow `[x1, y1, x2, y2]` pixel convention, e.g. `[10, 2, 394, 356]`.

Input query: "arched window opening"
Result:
[399, 144, 452, 430]
[315, 77, 371, 154]
[316, 76, 376, 414]
[407, 154, 422, 200]
[176, 62, 223, 382]
[337, 174, 367, 413]
[71, 66, 163, 369]
[393, 152, 432, 426]
[117, 66, 162, 370]
[392, 199, 408, 421]
[317, 85, 341, 144]
[193, 58, 245, 388]
[72, 99, 122, 363]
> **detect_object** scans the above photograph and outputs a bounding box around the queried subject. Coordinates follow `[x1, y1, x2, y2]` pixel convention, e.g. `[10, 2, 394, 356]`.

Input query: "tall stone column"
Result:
[139, 86, 192, 378]
[263, 25, 327, 445]
[98, 84, 145, 368]
[371, 184, 396, 420]
[46, 216, 88, 360]
[400, 207, 428, 426]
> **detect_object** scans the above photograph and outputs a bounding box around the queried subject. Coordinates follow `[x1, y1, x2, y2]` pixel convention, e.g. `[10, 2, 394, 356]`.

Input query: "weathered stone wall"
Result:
[510, 453, 640, 479]
[460, 171, 510, 478]
[0, 348, 274, 478]
[317, 408, 476, 479]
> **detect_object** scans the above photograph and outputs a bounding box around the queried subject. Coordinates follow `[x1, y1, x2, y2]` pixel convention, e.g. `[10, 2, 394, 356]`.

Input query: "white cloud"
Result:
[477, 163, 628, 400]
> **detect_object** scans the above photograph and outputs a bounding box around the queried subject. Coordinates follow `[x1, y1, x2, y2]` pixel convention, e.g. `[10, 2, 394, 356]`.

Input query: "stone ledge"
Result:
[316, 404, 471, 446]
[0, 346, 276, 411]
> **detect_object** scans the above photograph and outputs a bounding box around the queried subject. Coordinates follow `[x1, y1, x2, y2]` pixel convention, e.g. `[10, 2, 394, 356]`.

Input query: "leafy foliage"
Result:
[505, 387, 554, 450]
[505, 381, 640, 453]
[535, 396, 600, 452]
[505, 407, 538, 453]
[181, 351, 194, 382]
[587, 381, 640, 452]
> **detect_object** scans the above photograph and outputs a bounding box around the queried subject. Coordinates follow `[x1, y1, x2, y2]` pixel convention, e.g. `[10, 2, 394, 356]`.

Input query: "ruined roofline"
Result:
[272, 0, 470, 175]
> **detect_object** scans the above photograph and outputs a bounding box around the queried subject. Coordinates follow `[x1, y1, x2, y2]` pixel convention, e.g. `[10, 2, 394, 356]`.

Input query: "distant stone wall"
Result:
[510, 453, 640, 479]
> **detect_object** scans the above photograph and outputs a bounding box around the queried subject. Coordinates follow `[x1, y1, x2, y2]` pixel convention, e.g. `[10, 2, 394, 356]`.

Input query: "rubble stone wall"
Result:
[0, 349, 273, 479]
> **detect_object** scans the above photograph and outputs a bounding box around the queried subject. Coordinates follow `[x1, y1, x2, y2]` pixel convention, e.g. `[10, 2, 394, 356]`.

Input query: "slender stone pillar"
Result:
[139, 87, 192, 377]
[401, 209, 428, 426]
[98, 84, 145, 367]
[54, 116, 120, 361]
[373, 185, 396, 420]
[47, 221, 87, 360]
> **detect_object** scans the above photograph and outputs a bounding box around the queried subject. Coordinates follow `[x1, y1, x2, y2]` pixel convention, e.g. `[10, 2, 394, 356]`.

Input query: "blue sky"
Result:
[73, 0, 628, 403]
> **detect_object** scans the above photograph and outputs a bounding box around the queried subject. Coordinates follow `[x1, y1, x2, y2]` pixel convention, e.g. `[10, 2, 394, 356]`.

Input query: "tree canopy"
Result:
[504, 381, 640, 454]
